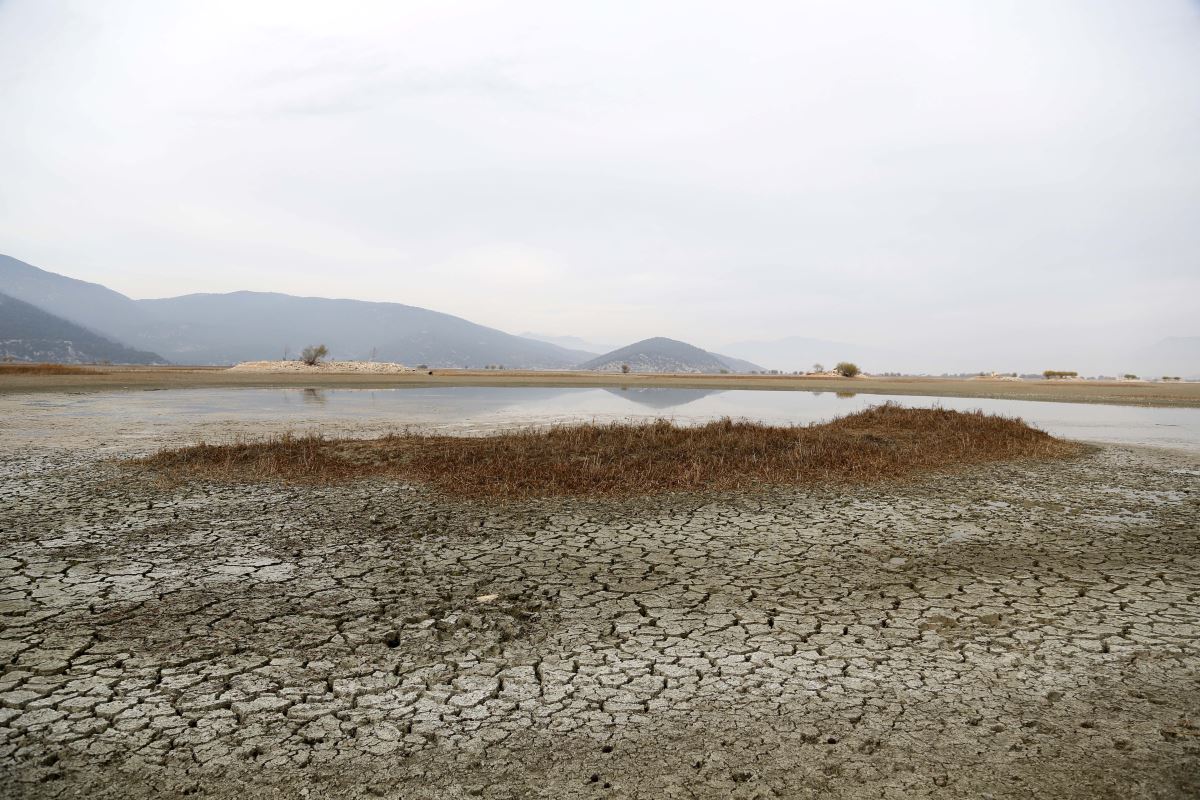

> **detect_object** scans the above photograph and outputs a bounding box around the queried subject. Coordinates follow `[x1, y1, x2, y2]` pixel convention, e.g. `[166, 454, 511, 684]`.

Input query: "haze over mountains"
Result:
[0, 255, 589, 368]
[1, 253, 1196, 377]
[0, 255, 761, 372]
[720, 337, 900, 375]
[0, 292, 166, 365]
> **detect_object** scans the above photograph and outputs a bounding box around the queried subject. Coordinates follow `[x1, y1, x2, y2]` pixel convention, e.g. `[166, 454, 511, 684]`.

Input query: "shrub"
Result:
[835, 362, 860, 378]
[1123, 374, 1139, 380]
[1042, 370, 1078, 379]
[300, 344, 329, 366]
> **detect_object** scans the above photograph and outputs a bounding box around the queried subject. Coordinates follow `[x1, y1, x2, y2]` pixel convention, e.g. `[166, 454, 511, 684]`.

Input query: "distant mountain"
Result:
[711, 353, 764, 374]
[1131, 337, 1200, 379]
[520, 332, 612, 358]
[0, 254, 164, 348]
[579, 337, 763, 374]
[720, 335, 895, 373]
[134, 292, 587, 367]
[0, 292, 165, 364]
[0, 254, 588, 368]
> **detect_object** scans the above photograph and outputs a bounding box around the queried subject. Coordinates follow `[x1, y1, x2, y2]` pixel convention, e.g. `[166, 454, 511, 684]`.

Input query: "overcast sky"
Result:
[1, 0, 1197, 370]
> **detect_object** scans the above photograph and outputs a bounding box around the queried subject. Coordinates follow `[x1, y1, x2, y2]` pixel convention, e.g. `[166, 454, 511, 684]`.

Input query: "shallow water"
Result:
[12, 386, 1200, 452]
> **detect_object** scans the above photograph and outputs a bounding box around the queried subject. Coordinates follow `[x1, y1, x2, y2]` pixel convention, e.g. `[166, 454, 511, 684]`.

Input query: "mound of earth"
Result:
[228, 360, 416, 373]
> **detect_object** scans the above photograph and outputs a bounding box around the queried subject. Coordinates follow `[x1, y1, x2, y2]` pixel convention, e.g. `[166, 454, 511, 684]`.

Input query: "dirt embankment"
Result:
[228, 361, 416, 374]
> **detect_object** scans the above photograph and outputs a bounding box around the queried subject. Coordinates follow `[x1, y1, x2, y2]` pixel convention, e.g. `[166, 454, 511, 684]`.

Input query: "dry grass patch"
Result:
[0, 362, 96, 375]
[130, 404, 1080, 499]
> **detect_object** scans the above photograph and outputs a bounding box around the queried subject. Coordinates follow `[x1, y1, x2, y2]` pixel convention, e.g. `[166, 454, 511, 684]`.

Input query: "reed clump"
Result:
[0, 362, 96, 375]
[131, 404, 1080, 499]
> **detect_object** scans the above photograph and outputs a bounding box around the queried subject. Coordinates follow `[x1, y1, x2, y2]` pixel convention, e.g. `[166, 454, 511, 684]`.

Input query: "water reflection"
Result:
[604, 388, 720, 409]
[34, 386, 1200, 452]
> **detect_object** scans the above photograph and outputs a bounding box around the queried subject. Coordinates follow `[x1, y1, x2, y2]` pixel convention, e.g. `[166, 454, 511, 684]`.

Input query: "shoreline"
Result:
[2, 366, 1199, 407]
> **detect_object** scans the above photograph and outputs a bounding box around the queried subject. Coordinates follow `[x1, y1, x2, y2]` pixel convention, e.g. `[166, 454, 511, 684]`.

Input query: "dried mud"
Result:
[2, 434, 1199, 798]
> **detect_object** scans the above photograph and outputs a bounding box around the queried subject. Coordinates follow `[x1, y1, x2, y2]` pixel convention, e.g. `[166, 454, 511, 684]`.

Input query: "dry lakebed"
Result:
[1, 387, 1198, 799]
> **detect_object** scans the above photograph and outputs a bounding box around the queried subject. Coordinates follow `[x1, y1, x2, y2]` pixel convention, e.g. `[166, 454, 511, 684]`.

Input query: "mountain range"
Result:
[0, 254, 589, 368]
[0, 254, 763, 372]
[0, 292, 166, 365]
[1, 253, 1194, 376]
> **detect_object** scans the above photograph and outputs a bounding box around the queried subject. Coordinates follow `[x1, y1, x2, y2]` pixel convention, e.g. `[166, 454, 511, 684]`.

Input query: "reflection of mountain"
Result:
[604, 388, 721, 410]
[359, 386, 579, 417]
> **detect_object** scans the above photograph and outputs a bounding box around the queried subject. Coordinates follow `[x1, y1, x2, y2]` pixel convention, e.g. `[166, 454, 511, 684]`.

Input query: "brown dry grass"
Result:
[0, 362, 96, 375]
[130, 404, 1080, 499]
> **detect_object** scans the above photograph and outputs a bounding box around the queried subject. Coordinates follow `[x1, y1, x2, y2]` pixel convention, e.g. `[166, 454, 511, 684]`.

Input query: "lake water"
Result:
[17, 387, 1200, 453]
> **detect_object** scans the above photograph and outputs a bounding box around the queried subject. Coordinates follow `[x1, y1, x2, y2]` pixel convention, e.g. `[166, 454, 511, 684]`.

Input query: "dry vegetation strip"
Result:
[0, 362, 96, 375]
[130, 405, 1081, 499]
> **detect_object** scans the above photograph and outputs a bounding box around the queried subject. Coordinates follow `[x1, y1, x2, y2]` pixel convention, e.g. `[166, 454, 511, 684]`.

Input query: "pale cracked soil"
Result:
[2, 442, 1199, 798]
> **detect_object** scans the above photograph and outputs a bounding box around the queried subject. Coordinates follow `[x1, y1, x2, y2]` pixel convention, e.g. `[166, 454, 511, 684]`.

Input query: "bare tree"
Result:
[812, 363, 824, 374]
[621, 363, 631, 374]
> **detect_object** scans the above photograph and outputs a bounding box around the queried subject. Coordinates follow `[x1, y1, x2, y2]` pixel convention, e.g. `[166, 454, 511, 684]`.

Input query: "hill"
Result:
[0, 254, 587, 368]
[134, 292, 591, 367]
[0, 254, 165, 348]
[578, 337, 763, 374]
[0, 292, 165, 364]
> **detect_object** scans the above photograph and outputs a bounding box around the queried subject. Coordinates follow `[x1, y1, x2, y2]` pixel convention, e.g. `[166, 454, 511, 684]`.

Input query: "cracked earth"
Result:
[2, 419, 1199, 798]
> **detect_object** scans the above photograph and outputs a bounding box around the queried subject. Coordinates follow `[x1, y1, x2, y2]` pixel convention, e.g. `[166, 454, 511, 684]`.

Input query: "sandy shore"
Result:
[1, 403, 1199, 798]
[2, 366, 1199, 407]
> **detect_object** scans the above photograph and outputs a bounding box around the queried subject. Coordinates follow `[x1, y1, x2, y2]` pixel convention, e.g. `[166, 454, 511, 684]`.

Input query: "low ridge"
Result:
[578, 336, 763, 374]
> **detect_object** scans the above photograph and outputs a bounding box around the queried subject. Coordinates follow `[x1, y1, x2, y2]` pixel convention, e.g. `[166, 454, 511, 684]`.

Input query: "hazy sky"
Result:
[1, 1, 1197, 369]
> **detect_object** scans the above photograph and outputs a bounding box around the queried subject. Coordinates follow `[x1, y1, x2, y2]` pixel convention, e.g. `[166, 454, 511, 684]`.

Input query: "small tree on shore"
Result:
[812, 363, 824, 374]
[300, 344, 329, 366]
[835, 361, 860, 378]
[1043, 370, 1078, 379]
[621, 363, 631, 374]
